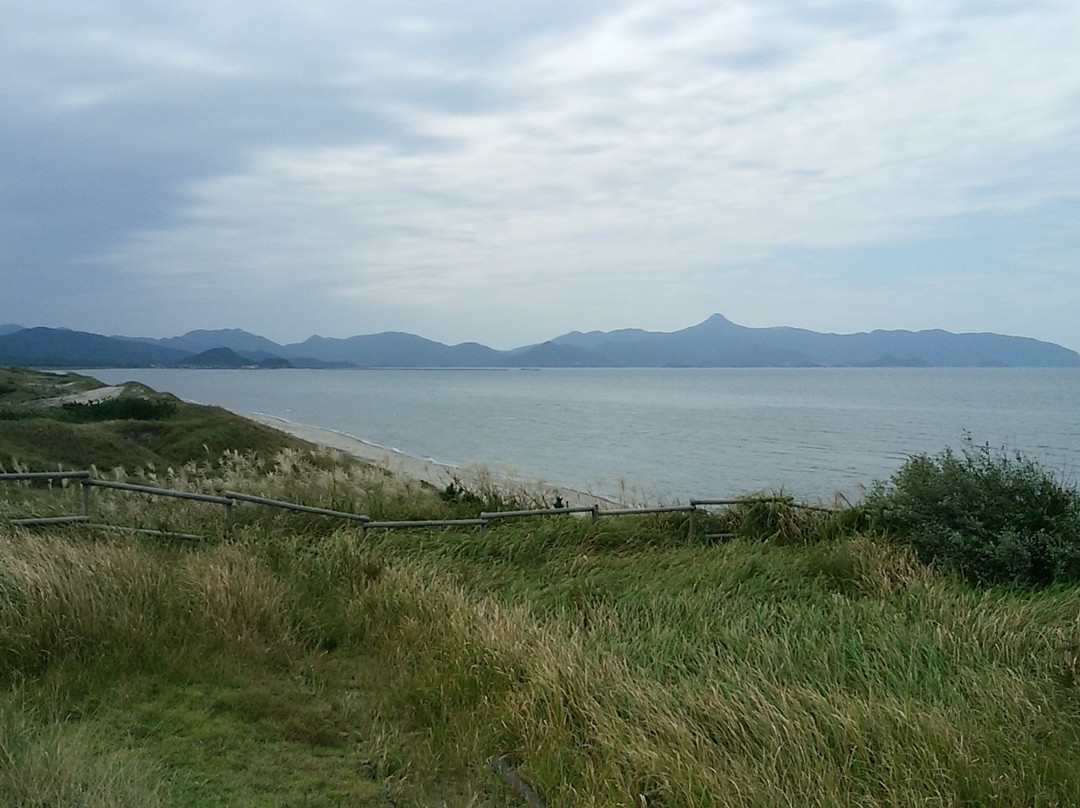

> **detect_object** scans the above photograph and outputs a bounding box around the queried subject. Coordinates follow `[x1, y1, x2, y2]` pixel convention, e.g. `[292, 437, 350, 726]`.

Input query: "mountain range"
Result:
[0, 315, 1077, 368]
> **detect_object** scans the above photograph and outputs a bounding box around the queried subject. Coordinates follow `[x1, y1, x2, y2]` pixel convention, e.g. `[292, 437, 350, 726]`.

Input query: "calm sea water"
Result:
[87, 368, 1080, 503]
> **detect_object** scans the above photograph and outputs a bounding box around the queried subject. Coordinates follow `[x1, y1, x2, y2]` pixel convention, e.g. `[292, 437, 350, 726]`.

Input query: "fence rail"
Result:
[0, 471, 91, 481]
[480, 505, 597, 521]
[365, 518, 490, 531]
[10, 515, 91, 527]
[85, 479, 233, 505]
[691, 497, 834, 513]
[91, 524, 205, 541]
[224, 491, 370, 523]
[2, 469, 836, 541]
[596, 505, 695, 517]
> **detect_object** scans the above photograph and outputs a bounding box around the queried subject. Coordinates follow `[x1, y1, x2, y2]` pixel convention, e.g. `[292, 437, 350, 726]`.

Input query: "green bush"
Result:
[711, 494, 844, 545]
[863, 442, 1080, 587]
[0, 407, 39, 421]
[60, 398, 177, 422]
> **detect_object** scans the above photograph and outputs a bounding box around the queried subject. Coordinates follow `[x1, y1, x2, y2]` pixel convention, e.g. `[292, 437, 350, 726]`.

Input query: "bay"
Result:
[87, 367, 1080, 504]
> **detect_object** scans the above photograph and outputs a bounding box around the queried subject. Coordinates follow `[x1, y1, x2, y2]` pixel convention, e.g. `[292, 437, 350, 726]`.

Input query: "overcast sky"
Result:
[3, 0, 1079, 350]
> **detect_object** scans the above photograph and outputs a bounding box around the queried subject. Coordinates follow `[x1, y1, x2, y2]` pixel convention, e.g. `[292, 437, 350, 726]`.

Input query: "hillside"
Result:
[2, 315, 1077, 368]
[0, 366, 310, 469]
[551, 314, 1080, 367]
[174, 346, 295, 369]
[287, 331, 504, 367]
[0, 327, 191, 367]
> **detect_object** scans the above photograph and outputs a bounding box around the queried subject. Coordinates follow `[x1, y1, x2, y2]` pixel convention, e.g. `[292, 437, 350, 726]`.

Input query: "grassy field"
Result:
[2, 368, 1079, 806]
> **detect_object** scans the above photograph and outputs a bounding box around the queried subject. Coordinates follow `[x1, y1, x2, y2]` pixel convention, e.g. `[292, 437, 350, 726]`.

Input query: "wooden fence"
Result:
[0, 471, 833, 541]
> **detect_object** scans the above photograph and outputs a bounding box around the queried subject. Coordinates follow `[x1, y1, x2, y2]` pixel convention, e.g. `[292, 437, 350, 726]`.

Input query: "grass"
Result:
[2, 368, 1080, 805]
[0, 528, 391, 806]
[348, 523, 1080, 804]
[0, 366, 312, 471]
[4, 517, 1079, 806]
[82, 670, 385, 807]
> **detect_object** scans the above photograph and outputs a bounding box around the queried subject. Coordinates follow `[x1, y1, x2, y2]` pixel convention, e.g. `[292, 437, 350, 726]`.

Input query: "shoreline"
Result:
[243, 411, 618, 509]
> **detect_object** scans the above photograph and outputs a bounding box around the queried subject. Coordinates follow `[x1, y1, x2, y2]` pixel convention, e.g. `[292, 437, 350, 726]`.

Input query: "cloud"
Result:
[3, 0, 1079, 348]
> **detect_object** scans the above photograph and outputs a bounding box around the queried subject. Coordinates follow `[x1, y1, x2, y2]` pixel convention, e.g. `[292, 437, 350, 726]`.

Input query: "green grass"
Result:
[344, 523, 1080, 805]
[0, 367, 101, 405]
[0, 367, 311, 472]
[82, 671, 386, 807]
[3, 510, 1080, 805]
[3, 368, 1080, 805]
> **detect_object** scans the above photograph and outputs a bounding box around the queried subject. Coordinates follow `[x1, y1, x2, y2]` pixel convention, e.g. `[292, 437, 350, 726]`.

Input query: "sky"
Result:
[3, 0, 1079, 351]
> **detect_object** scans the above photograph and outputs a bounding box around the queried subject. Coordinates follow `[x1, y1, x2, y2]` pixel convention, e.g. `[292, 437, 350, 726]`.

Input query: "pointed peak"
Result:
[694, 313, 737, 329]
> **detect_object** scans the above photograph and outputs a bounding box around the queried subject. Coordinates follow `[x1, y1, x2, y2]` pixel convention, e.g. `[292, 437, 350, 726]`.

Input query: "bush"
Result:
[710, 494, 849, 545]
[863, 441, 1080, 587]
[60, 398, 177, 422]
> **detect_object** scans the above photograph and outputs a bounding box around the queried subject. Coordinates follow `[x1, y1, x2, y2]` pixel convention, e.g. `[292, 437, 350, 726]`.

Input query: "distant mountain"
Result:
[134, 328, 287, 357]
[2, 316, 1077, 369]
[0, 324, 24, 336]
[282, 332, 504, 367]
[504, 340, 609, 368]
[174, 347, 294, 369]
[0, 328, 191, 367]
[0, 327, 330, 369]
[549, 314, 1080, 368]
[125, 330, 346, 368]
[174, 347, 250, 368]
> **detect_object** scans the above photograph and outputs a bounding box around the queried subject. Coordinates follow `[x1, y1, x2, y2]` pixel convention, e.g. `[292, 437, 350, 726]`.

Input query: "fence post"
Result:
[688, 507, 696, 539]
[81, 479, 92, 519]
[224, 500, 234, 532]
[591, 505, 599, 524]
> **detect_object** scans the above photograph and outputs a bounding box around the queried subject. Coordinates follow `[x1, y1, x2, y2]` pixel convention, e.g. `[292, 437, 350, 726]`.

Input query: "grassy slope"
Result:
[354, 522, 1080, 806]
[0, 366, 310, 471]
[2, 369, 1079, 806]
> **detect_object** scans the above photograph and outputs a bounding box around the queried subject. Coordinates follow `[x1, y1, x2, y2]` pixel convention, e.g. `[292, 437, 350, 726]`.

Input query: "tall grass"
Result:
[4, 515, 1080, 805]
[0, 446, 457, 538]
[3, 433, 1080, 804]
[345, 531, 1080, 806]
[0, 520, 387, 806]
[0, 529, 298, 683]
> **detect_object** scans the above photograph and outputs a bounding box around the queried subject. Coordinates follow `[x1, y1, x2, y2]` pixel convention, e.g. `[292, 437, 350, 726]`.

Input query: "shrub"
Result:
[0, 407, 38, 421]
[60, 398, 177, 422]
[863, 441, 1080, 587]
[715, 494, 838, 545]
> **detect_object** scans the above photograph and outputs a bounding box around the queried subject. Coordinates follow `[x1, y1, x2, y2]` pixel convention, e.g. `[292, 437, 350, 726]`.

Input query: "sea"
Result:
[86, 367, 1080, 504]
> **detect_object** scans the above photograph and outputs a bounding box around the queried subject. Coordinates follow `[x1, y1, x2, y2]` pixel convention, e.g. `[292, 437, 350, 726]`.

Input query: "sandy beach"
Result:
[244, 412, 616, 508]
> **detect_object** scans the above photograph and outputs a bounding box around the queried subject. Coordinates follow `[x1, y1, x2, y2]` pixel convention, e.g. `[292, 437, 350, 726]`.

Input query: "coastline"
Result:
[243, 411, 617, 508]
